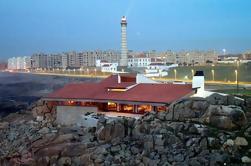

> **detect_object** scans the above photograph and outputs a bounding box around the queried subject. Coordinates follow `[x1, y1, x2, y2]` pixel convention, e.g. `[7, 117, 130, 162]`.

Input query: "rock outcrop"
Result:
[1, 95, 251, 165]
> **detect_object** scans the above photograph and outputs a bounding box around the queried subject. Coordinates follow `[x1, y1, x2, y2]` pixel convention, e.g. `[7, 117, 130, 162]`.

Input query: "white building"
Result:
[8, 56, 31, 70]
[101, 63, 118, 73]
[8, 57, 17, 70]
[145, 63, 178, 77]
[128, 53, 151, 68]
[96, 59, 118, 73]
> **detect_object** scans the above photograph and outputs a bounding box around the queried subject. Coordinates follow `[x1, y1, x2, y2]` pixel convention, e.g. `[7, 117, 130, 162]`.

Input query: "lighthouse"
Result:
[120, 16, 128, 67]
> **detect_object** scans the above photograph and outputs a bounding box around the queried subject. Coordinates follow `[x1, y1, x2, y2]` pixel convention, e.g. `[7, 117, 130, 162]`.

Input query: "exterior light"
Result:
[211, 69, 215, 81]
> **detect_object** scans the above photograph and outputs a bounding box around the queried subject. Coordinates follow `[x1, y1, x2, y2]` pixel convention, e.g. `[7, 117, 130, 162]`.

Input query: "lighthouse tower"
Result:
[120, 16, 128, 67]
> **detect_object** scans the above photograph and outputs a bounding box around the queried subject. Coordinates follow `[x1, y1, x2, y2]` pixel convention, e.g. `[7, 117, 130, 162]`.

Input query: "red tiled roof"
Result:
[46, 74, 193, 104]
[94, 83, 193, 103]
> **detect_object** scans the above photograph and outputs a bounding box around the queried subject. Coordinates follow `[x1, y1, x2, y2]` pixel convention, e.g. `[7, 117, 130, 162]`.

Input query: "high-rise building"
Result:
[120, 16, 128, 67]
[31, 53, 48, 69]
[8, 57, 17, 70]
[7, 56, 31, 70]
[47, 54, 63, 69]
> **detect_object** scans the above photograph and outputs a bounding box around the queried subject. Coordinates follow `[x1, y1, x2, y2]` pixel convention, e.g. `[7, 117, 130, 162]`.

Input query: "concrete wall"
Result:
[56, 106, 98, 126]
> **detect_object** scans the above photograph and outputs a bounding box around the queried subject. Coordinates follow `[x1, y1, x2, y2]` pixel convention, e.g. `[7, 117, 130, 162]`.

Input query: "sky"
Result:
[0, 0, 251, 60]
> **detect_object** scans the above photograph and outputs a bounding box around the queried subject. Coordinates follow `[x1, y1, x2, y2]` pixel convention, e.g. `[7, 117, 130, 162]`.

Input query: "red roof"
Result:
[46, 74, 193, 104]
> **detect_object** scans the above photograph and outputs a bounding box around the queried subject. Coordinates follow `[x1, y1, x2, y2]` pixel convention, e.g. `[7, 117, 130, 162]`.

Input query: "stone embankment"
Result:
[0, 93, 251, 165]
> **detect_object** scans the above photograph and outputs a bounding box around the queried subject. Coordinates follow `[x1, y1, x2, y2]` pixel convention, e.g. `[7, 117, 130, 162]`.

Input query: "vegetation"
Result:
[166, 63, 251, 82]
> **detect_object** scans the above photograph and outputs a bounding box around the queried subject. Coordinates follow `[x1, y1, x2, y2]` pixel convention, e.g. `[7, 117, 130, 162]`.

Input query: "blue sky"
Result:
[0, 0, 251, 60]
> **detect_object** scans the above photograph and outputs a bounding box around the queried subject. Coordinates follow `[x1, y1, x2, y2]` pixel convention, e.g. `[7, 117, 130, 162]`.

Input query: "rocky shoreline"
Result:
[0, 94, 251, 165]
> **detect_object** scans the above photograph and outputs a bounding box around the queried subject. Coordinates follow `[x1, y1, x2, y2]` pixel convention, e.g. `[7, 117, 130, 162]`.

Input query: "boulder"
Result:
[166, 98, 209, 121]
[96, 120, 125, 142]
[234, 137, 248, 146]
[58, 157, 72, 166]
[206, 93, 244, 107]
[241, 156, 251, 163]
[200, 105, 247, 130]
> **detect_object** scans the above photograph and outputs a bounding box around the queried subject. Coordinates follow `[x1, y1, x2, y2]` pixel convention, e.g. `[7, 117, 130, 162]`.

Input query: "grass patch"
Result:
[214, 89, 251, 97]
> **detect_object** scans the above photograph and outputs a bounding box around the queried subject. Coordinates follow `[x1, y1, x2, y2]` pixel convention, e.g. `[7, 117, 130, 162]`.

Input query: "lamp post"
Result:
[191, 69, 194, 78]
[235, 69, 238, 83]
[235, 59, 240, 94]
[211, 69, 215, 81]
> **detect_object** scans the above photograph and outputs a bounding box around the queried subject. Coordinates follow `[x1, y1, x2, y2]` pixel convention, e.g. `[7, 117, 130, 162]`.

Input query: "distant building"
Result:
[7, 56, 31, 70]
[47, 54, 62, 69]
[31, 53, 48, 69]
[145, 63, 178, 77]
[8, 57, 17, 70]
[96, 60, 118, 73]
[101, 63, 118, 73]
[218, 54, 242, 64]
[62, 50, 120, 69]
[128, 53, 151, 68]
[242, 51, 251, 60]
[158, 50, 218, 66]
[0, 63, 7, 70]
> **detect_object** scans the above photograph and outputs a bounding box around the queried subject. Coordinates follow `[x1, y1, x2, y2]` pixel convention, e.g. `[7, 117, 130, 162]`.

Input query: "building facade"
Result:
[47, 54, 63, 69]
[128, 53, 151, 68]
[7, 56, 31, 70]
[158, 50, 218, 66]
[62, 50, 120, 69]
[31, 53, 48, 69]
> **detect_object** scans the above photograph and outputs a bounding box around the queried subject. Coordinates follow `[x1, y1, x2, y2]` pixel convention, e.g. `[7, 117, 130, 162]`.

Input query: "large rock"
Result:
[96, 120, 125, 142]
[200, 105, 247, 130]
[166, 98, 209, 121]
[206, 93, 244, 107]
[234, 137, 248, 146]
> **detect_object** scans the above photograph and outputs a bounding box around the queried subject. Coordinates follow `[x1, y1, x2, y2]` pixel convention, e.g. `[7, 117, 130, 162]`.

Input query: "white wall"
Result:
[56, 106, 98, 126]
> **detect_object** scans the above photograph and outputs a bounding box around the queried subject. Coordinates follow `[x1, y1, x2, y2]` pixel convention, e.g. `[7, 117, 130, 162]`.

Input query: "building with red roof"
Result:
[44, 74, 194, 116]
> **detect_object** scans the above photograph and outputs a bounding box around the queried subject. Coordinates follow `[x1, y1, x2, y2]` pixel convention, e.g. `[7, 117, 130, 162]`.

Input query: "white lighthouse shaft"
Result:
[120, 16, 128, 67]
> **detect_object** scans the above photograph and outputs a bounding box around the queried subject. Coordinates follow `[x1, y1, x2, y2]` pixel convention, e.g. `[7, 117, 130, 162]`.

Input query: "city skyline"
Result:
[0, 0, 251, 60]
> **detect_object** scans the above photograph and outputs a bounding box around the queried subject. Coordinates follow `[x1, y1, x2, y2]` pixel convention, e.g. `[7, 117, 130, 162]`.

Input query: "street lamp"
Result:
[191, 69, 194, 78]
[174, 69, 177, 80]
[235, 69, 238, 82]
[235, 59, 240, 94]
[235, 69, 239, 93]
[211, 69, 215, 81]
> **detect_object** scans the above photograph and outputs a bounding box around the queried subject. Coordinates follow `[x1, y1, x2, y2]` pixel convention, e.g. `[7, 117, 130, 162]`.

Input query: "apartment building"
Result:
[7, 56, 31, 70]
[158, 50, 218, 66]
[31, 53, 48, 69]
[47, 54, 63, 69]
[8, 57, 17, 70]
[62, 50, 120, 69]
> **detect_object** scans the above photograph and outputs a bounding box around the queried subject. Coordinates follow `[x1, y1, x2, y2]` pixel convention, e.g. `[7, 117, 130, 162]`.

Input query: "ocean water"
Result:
[0, 72, 100, 117]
